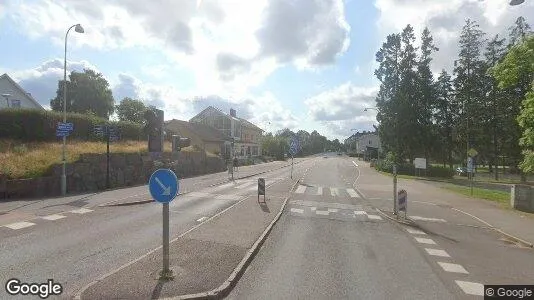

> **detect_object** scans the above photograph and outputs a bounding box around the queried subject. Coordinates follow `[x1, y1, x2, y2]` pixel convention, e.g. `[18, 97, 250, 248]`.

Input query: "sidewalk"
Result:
[76, 179, 298, 299]
[381, 173, 534, 247]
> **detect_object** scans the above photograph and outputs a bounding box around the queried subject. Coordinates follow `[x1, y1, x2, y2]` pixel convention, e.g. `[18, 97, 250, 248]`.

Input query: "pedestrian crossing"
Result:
[293, 184, 360, 198]
[288, 200, 384, 222]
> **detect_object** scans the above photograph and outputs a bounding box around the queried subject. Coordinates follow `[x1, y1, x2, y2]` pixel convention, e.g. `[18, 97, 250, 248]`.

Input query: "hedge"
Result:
[374, 160, 454, 178]
[0, 109, 145, 141]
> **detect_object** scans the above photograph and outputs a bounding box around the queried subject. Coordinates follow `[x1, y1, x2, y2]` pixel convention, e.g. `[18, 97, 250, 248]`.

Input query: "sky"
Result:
[0, 0, 533, 141]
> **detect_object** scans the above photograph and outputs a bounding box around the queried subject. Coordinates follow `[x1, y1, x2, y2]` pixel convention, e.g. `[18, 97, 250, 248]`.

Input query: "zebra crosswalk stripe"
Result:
[346, 188, 359, 198]
[295, 185, 306, 194]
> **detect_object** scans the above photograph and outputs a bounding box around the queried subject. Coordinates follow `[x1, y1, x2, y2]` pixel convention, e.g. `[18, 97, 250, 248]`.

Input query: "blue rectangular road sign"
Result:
[56, 130, 70, 137]
[57, 122, 74, 131]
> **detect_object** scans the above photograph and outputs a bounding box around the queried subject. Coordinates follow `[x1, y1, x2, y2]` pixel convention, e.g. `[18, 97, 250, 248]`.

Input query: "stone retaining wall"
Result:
[0, 152, 226, 200]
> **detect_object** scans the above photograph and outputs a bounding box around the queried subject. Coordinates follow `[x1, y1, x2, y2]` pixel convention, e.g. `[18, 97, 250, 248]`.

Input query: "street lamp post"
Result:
[1, 93, 11, 108]
[61, 23, 84, 196]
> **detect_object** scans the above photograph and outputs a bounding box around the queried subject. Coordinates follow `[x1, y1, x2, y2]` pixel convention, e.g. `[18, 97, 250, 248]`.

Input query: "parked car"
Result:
[456, 167, 468, 176]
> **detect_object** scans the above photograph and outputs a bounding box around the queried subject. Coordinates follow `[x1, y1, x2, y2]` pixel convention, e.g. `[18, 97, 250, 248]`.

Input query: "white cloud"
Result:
[374, 0, 534, 73]
[304, 82, 378, 137]
[7, 59, 99, 107]
[4, 0, 350, 96]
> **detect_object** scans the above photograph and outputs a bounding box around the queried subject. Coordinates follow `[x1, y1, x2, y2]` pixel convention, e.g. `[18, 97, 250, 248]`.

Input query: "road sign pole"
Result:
[291, 155, 294, 179]
[161, 202, 173, 280]
[393, 165, 398, 215]
[106, 127, 110, 189]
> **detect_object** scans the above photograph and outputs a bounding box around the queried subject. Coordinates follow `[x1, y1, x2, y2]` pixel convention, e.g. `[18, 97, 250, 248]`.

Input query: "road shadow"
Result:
[259, 201, 270, 213]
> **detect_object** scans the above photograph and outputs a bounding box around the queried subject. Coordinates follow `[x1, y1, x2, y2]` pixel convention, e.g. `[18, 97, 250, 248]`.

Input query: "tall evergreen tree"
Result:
[453, 19, 486, 166]
[435, 70, 456, 169]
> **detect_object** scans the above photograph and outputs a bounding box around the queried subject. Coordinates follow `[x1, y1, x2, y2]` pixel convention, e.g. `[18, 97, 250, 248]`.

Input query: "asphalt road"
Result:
[0, 157, 314, 299]
[228, 154, 534, 299]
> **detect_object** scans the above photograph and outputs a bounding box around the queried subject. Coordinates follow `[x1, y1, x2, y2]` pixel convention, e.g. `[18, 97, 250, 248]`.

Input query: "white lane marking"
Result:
[346, 188, 359, 198]
[41, 214, 66, 221]
[328, 208, 339, 213]
[437, 262, 469, 274]
[235, 181, 255, 189]
[410, 216, 447, 223]
[406, 228, 426, 235]
[425, 248, 450, 258]
[215, 194, 242, 200]
[352, 161, 358, 167]
[354, 211, 367, 215]
[196, 217, 209, 222]
[455, 281, 484, 296]
[295, 185, 306, 194]
[316, 187, 323, 196]
[290, 208, 304, 214]
[69, 208, 94, 214]
[330, 187, 339, 196]
[310, 207, 317, 211]
[4, 221, 36, 230]
[208, 182, 235, 192]
[367, 215, 383, 220]
[316, 210, 329, 216]
[414, 237, 436, 245]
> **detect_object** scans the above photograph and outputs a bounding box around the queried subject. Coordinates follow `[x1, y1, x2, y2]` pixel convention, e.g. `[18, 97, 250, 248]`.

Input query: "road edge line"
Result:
[165, 179, 301, 300]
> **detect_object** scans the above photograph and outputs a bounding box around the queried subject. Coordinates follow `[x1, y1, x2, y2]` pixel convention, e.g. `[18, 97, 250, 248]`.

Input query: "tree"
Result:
[453, 19, 486, 166]
[416, 27, 439, 165]
[482, 35, 508, 179]
[116, 97, 146, 123]
[492, 36, 534, 173]
[434, 70, 457, 169]
[509, 16, 533, 47]
[50, 69, 115, 119]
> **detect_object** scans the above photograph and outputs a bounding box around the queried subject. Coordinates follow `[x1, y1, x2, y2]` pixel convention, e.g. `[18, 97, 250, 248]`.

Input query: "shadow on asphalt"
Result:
[259, 202, 270, 213]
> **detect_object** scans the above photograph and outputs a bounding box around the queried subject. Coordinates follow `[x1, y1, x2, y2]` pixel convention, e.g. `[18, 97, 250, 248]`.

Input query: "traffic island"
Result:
[76, 179, 298, 300]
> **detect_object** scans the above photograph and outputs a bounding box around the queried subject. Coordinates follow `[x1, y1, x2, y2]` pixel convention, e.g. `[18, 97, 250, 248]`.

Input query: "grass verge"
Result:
[441, 184, 510, 207]
[0, 139, 199, 179]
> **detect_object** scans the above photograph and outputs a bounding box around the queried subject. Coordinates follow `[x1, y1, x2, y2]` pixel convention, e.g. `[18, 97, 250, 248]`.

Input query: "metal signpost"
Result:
[467, 156, 474, 195]
[258, 178, 266, 203]
[397, 189, 407, 219]
[289, 137, 299, 179]
[393, 165, 398, 215]
[149, 169, 179, 281]
[94, 125, 121, 189]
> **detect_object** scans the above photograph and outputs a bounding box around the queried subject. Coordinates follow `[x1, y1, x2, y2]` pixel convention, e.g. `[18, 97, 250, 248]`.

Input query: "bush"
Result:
[374, 160, 454, 178]
[0, 109, 144, 141]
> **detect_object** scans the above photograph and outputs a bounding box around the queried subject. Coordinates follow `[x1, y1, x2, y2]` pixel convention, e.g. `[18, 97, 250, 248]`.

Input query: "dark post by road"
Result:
[291, 155, 294, 179]
[393, 164, 398, 215]
[162, 202, 171, 278]
[106, 126, 110, 189]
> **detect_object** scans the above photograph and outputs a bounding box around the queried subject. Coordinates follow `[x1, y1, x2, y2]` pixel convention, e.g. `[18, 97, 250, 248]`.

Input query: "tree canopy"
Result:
[50, 69, 115, 119]
[116, 97, 147, 124]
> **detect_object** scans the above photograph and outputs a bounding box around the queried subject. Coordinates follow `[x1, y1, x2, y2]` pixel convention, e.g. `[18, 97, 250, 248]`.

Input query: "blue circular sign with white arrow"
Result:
[149, 169, 179, 203]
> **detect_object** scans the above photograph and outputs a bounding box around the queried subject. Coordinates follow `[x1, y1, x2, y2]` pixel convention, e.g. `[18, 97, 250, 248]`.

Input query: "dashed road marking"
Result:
[290, 208, 304, 214]
[4, 221, 36, 230]
[406, 228, 426, 235]
[455, 281, 484, 296]
[41, 214, 66, 221]
[316, 187, 323, 196]
[295, 185, 306, 194]
[346, 188, 359, 198]
[367, 215, 383, 220]
[310, 207, 317, 211]
[196, 217, 209, 222]
[414, 237, 436, 245]
[354, 211, 367, 216]
[69, 208, 93, 214]
[425, 248, 450, 258]
[316, 210, 329, 216]
[437, 262, 469, 274]
[328, 208, 339, 213]
[410, 216, 447, 223]
[330, 187, 339, 196]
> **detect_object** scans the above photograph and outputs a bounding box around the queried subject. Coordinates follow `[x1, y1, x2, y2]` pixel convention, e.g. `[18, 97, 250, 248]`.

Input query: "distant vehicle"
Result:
[456, 167, 468, 176]
[323, 155, 328, 158]
[337, 152, 342, 156]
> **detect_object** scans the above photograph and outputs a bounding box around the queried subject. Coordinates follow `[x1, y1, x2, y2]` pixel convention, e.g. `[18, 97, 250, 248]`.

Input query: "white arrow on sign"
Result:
[155, 177, 171, 196]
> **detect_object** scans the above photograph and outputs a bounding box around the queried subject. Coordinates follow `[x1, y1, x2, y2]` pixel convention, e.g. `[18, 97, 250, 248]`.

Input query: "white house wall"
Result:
[0, 77, 42, 110]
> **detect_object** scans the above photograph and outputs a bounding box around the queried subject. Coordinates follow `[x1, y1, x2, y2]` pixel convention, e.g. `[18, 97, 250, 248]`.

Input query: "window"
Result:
[11, 99, 21, 108]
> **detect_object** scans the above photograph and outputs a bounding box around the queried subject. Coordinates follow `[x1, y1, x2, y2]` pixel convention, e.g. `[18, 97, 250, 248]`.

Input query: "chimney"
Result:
[230, 108, 236, 117]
